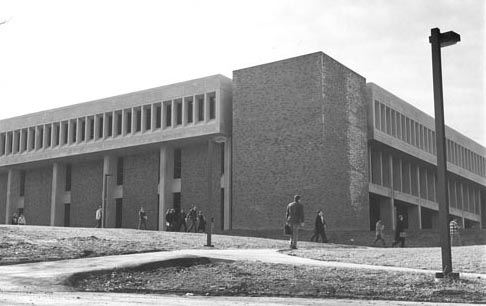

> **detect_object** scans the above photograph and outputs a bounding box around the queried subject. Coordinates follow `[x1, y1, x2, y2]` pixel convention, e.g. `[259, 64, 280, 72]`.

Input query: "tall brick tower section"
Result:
[232, 52, 369, 231]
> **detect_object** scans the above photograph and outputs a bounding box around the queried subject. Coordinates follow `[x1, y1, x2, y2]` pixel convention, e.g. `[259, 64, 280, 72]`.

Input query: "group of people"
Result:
[286, 195, 464, 249]
[11, 210, 26, 225]
[166, 205, 206, 233]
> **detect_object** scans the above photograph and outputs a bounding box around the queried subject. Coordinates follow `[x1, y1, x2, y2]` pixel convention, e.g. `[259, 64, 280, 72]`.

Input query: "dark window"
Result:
[89, 119, 94, 140]
[19, 170, 26, 196]
[98, 117, 103, 138]
[81, 120, 86, 141]
[174, 148, 181, 179]
[156, 106, 161, 128]
[187, 101, 193, 123]
[46, 126, 52, 146]
[173, 192, 181, 213]
[126, 112, 132, 133]
[115, 199, 123, 228]
[166, 104, 172, 127]
[107, 115, 113, 137]
[117, 113, 122, 135]
[209, 95, 216, 119]
[136, 109, 141, 132]
[176, 102, 182, 125]
[72, 122, 77, 143]
[64, 203, 71, 227]
[65, 164, 72, 191]
[63, 123, 69, 144]
[38, 127, 43, 148]
[146, 108, 151, 130]
[198, 98, 204, 121]
[117, 157, 124, 186]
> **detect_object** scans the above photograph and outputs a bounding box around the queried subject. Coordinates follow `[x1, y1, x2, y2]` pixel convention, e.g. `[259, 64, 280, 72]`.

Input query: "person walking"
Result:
[95, 205, 103, 228]
[197, 211, 206, 233]
[138, 206, 147, 230]
[17, 212, 26, 225]
[11, 212, 18, 225]
[392, 214, 406, 247]
[373, 218, 386, 246]
[310, 210, 328, 243]
[179, 209, 187, 232]
[187, 205, 198, 232]
[450, 218, 461, 246]
[286, 195, 304, 249]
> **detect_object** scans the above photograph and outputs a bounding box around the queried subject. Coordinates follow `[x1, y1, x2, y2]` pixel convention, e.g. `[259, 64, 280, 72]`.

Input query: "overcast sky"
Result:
[0, 0, 484, 145]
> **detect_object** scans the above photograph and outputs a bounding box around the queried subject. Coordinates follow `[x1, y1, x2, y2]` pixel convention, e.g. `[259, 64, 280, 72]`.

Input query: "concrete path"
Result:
[0, 248, 484, 305]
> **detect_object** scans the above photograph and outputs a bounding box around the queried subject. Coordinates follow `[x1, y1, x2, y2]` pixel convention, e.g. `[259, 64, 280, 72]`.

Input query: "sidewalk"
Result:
[0, 248, 484, 305]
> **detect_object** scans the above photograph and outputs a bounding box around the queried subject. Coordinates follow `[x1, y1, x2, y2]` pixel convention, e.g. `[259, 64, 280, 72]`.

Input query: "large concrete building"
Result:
[0, 52, 484, 233]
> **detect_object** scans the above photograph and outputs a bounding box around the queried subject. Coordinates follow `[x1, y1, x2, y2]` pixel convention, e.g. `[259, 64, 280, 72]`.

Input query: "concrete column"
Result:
[140, 107, 146, 133]
[103, 113, 108, 139]
[207, 139, 214, 219]
[171, 101, 176, 128]
[50, 163, 66, 226]
[13, 130, 19, 154]
[223, 137, 232, 230]
[182, 99, 187, 126]
[122, 110, 127, 135]
[5, 169, 20, 224]
[60, 122, 66, 145]
[34, 126, 40, 150]
[158, 146, 174, 230]
[102, 155, 117, 228]
[94, 116, 99, 140]
[131, 108, 136, 134]
[388, 154, 395, 230]
[5, 132, 12, 154]
[416, 165, 422, 229]
[0, 133, 5, 155]
[76, 119, 82, 143]
[151, 104, 156, 131]
[51, 123, 56, 146]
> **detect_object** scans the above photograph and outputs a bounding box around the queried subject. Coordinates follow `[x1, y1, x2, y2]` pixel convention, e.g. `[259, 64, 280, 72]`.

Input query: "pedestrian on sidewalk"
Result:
[392, 214, 406, 247]
[286, 195, 304, 249]
[17, 212, 26, 225]
[450, 218, 461, 246]
[197, 211, 206, 233]
[187, 205, 198, 232]
[11, 212, 18, 225]
[179, 209, 187, 232]
[373, 218, 386, 246]
[138, 206, 147, 230]
[95, 205, 103, 228]
[310, 210, 328, 243]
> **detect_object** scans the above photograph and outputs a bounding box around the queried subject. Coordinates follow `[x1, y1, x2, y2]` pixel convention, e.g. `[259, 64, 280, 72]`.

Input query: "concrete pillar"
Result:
[102, 155, 117, 228]
[5, 169, 20, 224]
[13, 130, 20, 153]
[380, 197, 394, 231]
[122, 110, 128, 135]
[223, 136, 232, 230]
[131, 108, 136, 134]
[151, 104, 156, 131]
[158, 146, 174, 230]
[50, 163, 66, 226]
[171, 101, 176, 128]
[416, 165, 422, 229]
[6, 132, 12, 154]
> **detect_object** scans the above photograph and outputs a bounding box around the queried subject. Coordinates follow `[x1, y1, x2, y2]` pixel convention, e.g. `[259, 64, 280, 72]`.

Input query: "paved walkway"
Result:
[0, 248, 484, 305]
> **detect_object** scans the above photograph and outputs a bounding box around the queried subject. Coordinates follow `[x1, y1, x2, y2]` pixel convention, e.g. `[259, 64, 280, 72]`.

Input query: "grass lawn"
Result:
[1, 225, 485, 302]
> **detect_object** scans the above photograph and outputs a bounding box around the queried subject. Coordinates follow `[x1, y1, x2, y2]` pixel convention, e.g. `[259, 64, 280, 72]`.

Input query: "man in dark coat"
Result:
[286, 195, 304, 249]
[310, 210, 328, 243]
[392, 214, 406, 247]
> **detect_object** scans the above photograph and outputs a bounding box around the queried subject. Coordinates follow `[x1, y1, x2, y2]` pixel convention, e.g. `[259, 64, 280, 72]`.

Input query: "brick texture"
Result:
[24, 167, 52, 225]
[232, 52, 369, 231]
[181, 141, 223, 231]
[71, 160, 103, 227]
[123, 151, 159, 230]
[0, 173, 7, 223]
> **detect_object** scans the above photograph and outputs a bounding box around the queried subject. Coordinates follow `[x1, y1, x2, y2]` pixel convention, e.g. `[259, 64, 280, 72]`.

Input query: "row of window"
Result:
[370, 147, 481, 215]
[0, 92, 217, 157]
[374, 100, 485, 178]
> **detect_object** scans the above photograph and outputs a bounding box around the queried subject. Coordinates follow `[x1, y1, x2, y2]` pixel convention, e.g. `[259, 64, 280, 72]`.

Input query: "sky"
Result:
[0, 0, 484, 145]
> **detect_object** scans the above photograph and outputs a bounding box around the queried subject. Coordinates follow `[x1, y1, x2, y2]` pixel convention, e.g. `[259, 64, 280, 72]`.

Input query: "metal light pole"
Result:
[102, 174, 112, 228]
[429, 28, 460, 277]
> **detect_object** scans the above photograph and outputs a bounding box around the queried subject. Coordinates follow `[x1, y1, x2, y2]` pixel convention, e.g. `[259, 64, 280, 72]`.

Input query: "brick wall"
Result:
[71, 160, 103, 227]
[123, 151, 159, 230]
[181, 141, 223, 231]
[232, 52, 368, 231]
[24, 167, 52, 225]
[0, 173, 7, 223]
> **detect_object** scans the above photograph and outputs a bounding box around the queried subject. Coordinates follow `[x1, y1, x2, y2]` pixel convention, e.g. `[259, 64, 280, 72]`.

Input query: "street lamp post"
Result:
[429, 28, 460, 277]
[102, 174, 112, 228]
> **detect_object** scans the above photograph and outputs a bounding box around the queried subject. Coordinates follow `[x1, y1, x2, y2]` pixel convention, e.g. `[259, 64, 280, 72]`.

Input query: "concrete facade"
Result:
[0, 52, 484, 233]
